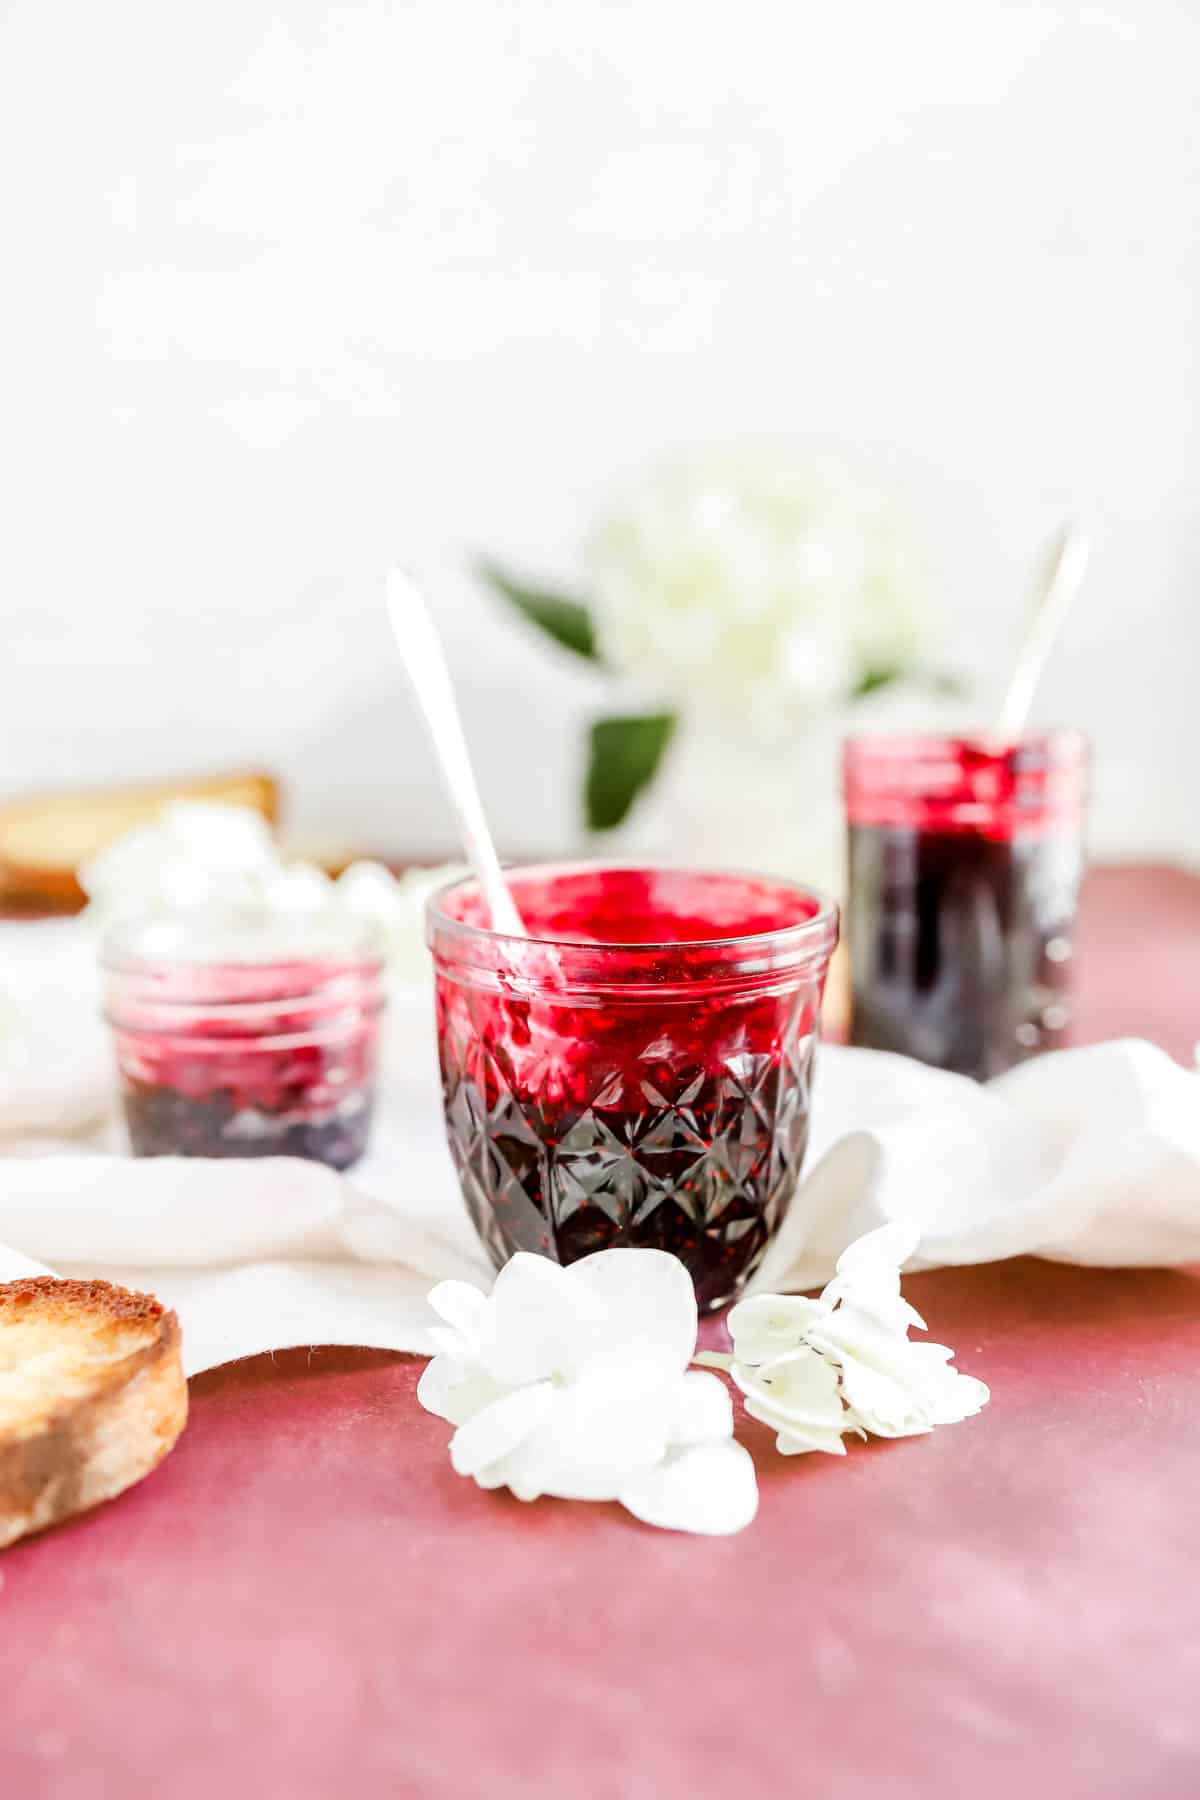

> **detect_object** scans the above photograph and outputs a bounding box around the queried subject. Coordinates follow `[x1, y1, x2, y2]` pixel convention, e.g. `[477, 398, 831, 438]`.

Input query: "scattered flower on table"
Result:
[418, 1228, 988, 1535]
[417, 1249, 758, 1536]
[706, 1222, 990, 1454]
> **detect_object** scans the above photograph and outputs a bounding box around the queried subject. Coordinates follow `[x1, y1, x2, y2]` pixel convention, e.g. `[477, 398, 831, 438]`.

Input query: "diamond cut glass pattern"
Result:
[429, 865, 837, 1312]
[439, 1025, 818, 1310]
[437, 999, 822, 1312]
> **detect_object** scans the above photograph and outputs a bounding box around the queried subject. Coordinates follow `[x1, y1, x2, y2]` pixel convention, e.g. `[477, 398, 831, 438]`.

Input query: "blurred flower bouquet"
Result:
[481, 446, 960, 886]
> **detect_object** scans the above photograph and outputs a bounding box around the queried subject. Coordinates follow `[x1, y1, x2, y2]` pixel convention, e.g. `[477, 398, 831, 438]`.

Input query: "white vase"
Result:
[602, 676, 982, 894]
[600, 714, 845, 899]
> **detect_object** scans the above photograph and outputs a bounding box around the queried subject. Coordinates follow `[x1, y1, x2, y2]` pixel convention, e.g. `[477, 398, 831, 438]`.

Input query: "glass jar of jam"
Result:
[427, 863, 838, 1312]
[843, 730, 1089, 1080]
[102, 911, 385, 1168]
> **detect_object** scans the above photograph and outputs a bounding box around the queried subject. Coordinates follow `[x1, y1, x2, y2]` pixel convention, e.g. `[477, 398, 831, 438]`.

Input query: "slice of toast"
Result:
[0, 1278, 187, 1549]
[0, 769, 279, 912]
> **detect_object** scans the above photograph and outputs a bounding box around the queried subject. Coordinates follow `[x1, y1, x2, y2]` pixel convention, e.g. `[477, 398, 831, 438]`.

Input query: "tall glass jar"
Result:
[843, 730, 1089, 1080]
[102, 911, 385, 1168]
[427, 863, 838, 1311]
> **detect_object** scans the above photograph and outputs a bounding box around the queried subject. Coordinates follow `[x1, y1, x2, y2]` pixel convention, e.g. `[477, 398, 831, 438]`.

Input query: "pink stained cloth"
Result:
[3, 864, 1200, 1800]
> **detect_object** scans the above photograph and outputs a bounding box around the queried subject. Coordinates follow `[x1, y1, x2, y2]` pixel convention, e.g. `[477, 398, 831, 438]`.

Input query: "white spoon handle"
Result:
[996, 523, 1091, 742]
[385, 570, 525, 936]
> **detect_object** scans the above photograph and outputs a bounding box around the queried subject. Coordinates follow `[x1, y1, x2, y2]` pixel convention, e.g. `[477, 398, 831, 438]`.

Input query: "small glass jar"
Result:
[843, 730, 1089, 1080]
[427, 863, 838, 1312]
[102, 911, 386, 1169]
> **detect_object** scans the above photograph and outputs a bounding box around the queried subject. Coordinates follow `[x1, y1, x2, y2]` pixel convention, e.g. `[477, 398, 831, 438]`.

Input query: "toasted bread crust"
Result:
[0, 768, 279, 910]
[0, 1278, 187, 1549]
[0, 1275, 172, 1326]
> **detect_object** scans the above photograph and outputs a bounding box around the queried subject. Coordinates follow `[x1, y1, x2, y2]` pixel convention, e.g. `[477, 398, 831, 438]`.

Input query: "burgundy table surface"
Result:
[5, 865, 1200, 1799]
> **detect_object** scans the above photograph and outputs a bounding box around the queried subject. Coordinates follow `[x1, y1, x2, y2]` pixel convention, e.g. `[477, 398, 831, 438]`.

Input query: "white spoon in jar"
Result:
[385, 569, 527, 937]
[995, 523, 1091, 742]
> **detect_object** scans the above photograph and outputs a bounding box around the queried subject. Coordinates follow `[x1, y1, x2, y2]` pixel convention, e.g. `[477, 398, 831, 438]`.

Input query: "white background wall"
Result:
[1, 0, 1197, 863]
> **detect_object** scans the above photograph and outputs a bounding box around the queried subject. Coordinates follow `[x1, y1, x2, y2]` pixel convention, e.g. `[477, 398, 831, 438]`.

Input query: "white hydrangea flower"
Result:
[729, 1345, 855, 1457]
[817, 1219, 928, 1334]
[803, 1309, 989, 1440]
[418, 1250, 758, 1536]
[712, 1292, 831, 1368]
[585, 446, 935, 728]
[719, 1222, 988, 1455]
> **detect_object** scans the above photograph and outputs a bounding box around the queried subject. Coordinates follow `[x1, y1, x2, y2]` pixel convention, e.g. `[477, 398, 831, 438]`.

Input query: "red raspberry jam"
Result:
[843, 730, 1089, 1079]
[102, 913, 385, 1169]
[428, 864, 838, 1311]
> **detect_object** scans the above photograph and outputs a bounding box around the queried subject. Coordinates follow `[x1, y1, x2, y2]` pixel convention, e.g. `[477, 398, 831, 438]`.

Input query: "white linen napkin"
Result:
[1, 919, 1197, 1374]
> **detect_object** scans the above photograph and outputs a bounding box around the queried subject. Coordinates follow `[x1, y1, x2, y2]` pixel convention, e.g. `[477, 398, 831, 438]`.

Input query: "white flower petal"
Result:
[805, 1308, 927, 1434]
[774, 1424, 849, 1457]
[417, 1353, 464, 1425]
[833, 1220, 921, 1277]
[816, 1222, 926, 1331]
[426, 1278, 490, 1344]
[471, 1459, 519, 1491]
[726, 1293, 831, 1366]
[449, 1382, 555, 1479]
[426, 1324, 472, 1361]
[416, 1355, 508, 1428]
[415, 1353, 464, 1421]
[498, 1368, 675, 1503]
[667, 1369, 734, 1447]
[619, 1441, 759, 1536]
[563, 1247, 698, 1380]
[819, 1271, 927, 1335]
[946, 1375, 991, 1419]
[474, 1254, 588, 1388]
[731, 1346, 847, 1431]
[731, 1346, 858, 1455]
[834, 1357, 931, 1438]
[808, 1310, 988, 1437]
[904, 1343, 991, 1424]
[737, 1377, 852, 1455]
[805, 1304, 918, 1377]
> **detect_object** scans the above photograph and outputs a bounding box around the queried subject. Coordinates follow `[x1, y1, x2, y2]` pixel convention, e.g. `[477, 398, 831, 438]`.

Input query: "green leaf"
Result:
[586, 713, 677, 832]
[852, 666, 971, 701]
[852, 665, 903, 699]
[476, 557, 598, 661]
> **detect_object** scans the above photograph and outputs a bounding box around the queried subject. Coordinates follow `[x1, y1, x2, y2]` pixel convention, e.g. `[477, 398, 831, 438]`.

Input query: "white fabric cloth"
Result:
[1, 920, 1198, 1375]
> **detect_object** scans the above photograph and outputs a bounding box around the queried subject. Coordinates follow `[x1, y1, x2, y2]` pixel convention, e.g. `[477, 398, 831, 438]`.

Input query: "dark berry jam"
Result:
[428, 865, 838, 1311]
[120, 1067, 375, 1168]
[103, 914, 384, 1170]
[844, 732, 1088, 1080]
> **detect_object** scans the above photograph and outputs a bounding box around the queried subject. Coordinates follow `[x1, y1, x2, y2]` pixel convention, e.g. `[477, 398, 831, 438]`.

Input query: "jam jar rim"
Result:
[843, 725, 1089, 833]
[427, 859, 839, 984]
[842, 724, 1089, 774]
